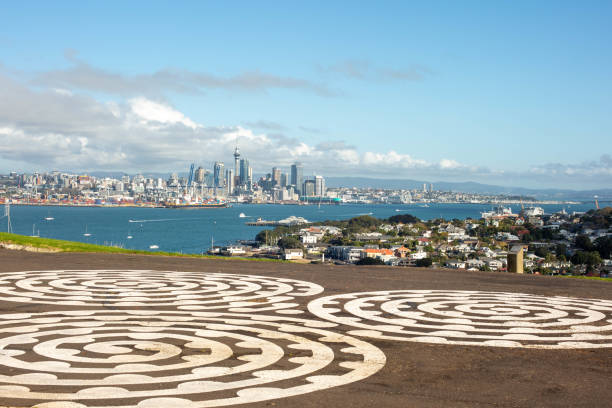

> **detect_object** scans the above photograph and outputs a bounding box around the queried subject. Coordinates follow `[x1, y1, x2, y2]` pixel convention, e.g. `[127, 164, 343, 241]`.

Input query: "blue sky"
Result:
[0, 1, 611, 189]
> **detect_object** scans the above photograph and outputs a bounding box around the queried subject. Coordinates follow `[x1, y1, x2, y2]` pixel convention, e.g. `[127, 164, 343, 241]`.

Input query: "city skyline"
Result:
[0, 1, 611, 189]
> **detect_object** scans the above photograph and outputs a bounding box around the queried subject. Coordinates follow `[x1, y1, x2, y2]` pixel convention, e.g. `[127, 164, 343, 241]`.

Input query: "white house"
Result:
[300, 234, 318, 244]
[410, 251, 428, 260]
[283, 249, 304, 260]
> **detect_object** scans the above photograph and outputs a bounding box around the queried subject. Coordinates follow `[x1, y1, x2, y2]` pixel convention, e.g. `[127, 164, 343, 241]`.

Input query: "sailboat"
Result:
[44, 211, 54, 221]
[31, 224, 40, 237]
[83, 225, 91, 237]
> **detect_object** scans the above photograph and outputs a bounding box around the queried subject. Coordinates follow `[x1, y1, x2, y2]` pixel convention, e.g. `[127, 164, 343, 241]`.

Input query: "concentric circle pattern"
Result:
[0, 310, 385, 407]
[308, 290, 612, 348]
[0, 270, 323, 313]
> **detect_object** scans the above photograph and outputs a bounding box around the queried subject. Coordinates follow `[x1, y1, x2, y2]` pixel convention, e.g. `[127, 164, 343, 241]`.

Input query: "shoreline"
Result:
[1, 200, 586, 208]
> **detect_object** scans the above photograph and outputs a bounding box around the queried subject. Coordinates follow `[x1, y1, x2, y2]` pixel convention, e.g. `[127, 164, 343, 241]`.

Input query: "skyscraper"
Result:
[315, 175, 326, 197]
[280, 173, 288, 188]
[213, 162, 224, 188]
[195, 166, 205, 183]
[272, 167, 282, 186]
[226, 169, 234, 195]
[239, 158, 249, 186]
[302, 179, 315, 196]
[290, 162, 303, 194]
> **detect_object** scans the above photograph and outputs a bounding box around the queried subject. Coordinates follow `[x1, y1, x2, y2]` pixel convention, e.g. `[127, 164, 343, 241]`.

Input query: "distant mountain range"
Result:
[87, 172, 611, 202]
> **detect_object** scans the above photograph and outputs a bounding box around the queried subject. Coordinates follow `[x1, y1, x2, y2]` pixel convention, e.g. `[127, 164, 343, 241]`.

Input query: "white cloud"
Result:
[128, 98, 198, 129]
[0, 70, 610, 189]
[439, 159, 461, 169]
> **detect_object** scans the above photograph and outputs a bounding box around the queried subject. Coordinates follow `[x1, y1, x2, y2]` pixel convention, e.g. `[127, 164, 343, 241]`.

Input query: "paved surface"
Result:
[0, 249, 611, 408]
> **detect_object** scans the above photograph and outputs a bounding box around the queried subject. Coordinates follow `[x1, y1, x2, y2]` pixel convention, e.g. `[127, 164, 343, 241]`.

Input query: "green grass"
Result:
[0, 232, 284, 262]
[562, 275, 612, 282]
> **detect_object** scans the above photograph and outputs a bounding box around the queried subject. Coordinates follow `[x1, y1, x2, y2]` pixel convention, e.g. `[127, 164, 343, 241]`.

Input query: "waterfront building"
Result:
[291, 162, 303, 194]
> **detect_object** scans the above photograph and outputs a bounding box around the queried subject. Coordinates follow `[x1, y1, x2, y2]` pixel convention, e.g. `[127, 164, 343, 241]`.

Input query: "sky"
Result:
[0, 1, 611, 189]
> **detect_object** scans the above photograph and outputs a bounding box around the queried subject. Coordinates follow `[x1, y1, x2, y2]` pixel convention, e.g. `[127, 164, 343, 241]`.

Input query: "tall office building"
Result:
[239, 158, 249, 186]
[226, 169, 234, 195]
[272, 167, 282, 186]
[290, 162, 303, 194]
[204, 170, 213, 186]
[213, 162, 224, 188]
[195, 166, 205, 183]
[280, 173, 288, 188]
[302, 179, 315, 197]
[315, 175, 326, 197]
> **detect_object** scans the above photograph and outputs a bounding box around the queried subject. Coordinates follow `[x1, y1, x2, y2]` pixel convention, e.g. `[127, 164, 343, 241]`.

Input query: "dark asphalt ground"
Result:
[0, 249, 611, 408]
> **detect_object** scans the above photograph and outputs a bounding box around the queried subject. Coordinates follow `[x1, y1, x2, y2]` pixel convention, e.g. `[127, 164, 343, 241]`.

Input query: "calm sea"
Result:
[3, 202, 600, 254]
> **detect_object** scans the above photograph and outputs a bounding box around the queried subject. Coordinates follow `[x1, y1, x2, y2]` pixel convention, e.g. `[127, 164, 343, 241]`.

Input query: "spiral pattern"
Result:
[0, 270, 323, 314]
[0, 310, 385, 407]
[308, 290, 612, 348]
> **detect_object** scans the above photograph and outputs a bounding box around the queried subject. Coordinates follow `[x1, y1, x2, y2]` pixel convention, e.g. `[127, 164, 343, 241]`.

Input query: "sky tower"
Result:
[233, 146, 240, 181]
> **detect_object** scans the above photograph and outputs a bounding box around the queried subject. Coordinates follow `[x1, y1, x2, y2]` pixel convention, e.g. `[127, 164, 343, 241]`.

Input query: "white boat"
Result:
[239, 213, 247, 218]
[149, 245, 159, 249]
[83, 225, 91, 237]
[45, 217, 54, 221]
[127, 235, 133, 239]
[522, 206, 544, 217]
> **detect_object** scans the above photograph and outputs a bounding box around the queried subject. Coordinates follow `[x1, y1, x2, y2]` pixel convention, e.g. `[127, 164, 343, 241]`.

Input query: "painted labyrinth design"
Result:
[0, 270, 323, 314]
[0, 310, 385, 408]
[308, 290, 612, 349]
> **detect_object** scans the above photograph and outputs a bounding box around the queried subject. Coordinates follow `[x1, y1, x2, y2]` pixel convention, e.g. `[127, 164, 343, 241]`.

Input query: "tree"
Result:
[570, 251, 602, 272]
[277, 236, 303, 250]
[415, 258, 432, 267]
[355, 257, 386, 266]
[555, 243, 568, 257]
[575, 235, 594, 251]
[387, 214, 419, 224]
[594, 236, 612, 259]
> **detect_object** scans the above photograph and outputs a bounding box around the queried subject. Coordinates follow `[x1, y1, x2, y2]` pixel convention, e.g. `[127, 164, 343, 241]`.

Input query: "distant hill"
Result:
[324, 177, 612, 201]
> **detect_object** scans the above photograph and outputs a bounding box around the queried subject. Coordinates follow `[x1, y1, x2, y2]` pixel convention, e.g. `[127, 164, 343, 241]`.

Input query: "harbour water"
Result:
[3, 202, 600, 254]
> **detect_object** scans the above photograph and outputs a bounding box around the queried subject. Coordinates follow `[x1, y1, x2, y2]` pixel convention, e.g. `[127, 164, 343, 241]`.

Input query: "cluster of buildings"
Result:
[0, 152, 330, 206]
[0, 167, 570, 208]
[214, 206, 610, 277]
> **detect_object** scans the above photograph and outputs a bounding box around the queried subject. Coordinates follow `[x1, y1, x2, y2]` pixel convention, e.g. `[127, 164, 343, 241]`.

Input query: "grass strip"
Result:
[0, 232, 285, 263]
